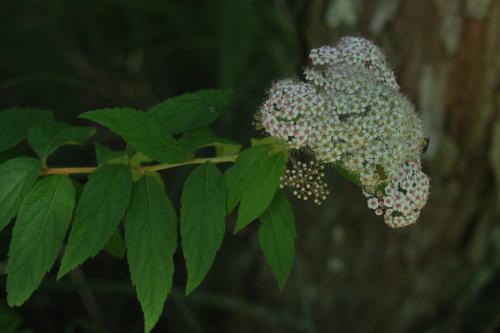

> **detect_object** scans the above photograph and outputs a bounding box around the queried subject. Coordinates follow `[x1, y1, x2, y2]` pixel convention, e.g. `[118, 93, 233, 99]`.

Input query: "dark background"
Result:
[1, 0, 500, 332]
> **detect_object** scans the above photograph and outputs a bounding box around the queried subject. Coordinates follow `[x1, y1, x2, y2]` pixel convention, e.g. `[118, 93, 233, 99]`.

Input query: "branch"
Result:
[39, 154, 239, 176]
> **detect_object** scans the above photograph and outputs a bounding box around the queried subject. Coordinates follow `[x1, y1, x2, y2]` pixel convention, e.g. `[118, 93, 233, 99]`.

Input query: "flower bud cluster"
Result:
[280, 160, 329, 205]
[257, 37, 430, 227]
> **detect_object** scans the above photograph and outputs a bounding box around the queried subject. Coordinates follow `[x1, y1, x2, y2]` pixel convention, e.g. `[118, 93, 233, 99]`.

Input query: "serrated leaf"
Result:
[95, 142, 128, 166]
[58, 165, 132, 278]
[0, 158, 41, 231]
[235, 150, 287, 232]
[6, 175, 75, 306]
[181, 162, 225, 294]
[224, 144, 288, 232]
[259, 191, 296, 289]
[80, 108, 192, 163]
[0, 108, 52, 153]
[180, 128, 239, 152]
[224, 144, 270, 213]
[148, 89, 233, 134]
[125, 175, 177, 333]
[28, 120, 95, 162]
[104, 229, 126, 259]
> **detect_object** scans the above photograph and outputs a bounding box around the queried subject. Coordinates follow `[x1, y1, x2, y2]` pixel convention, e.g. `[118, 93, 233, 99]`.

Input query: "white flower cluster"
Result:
[257, 36, 431, 227]
[364, 161, 431, 228]
[259, 80, 323, 147]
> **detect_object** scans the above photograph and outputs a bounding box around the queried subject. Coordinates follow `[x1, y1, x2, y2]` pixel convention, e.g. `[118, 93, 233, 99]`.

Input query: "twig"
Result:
[39, 154, 239, 176]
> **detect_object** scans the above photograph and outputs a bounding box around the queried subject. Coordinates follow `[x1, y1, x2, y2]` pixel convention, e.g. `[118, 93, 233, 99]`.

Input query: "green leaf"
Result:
[334, 162, 362, 187]
[125, 175, 177, 333]
[224, 144, 269, 213]
[129, 152, 153, 167]
[95, 142, 128, 166]
[104, 229, 126, 259]
[259, 191, 296, 289]
[224, 145, 287, 232]
[235, 150, 287, 232]
[0, 158, 41, 231]
[6, 175, 75, 306]
[58, 165, 132, 278]
[148, 89, 233, 134]
[0, 108, 52, 153]
[180, 127, 239, 151]
[181, 162, 226, 294]
[215, 142, 241, 157]
[0, 146, 25, 164]
[28, 120, 95, 162]
[80, 108, 192, 163]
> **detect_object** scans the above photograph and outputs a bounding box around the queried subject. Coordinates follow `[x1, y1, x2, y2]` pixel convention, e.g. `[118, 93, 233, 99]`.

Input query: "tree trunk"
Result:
[278, 1, 500, 332]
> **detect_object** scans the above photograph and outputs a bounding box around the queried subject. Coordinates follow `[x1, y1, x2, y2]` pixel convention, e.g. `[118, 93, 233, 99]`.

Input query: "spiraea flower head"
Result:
[258, 80, 325, 148]
[257, 36, 430, 228]
[364, 161, 431, 228]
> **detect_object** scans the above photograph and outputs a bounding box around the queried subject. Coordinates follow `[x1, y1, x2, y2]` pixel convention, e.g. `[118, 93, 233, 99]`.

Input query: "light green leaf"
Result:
[6, 175, 75, 306]
[28, 120, 95, 162]
[95, 142, 128, 166]
[104, 229, 126, 259]
[148, 89, 233, 134]
[215, 142, 241, 157]
[0, 108, 52, 153]
[80, 108, 192, 163]
[181, 162, 226, 294]
[0, 158, 41, 231]
[129, 152, 153, 167]
[125, 175, 177, 333]
[259, 191, 296, 289]
[58, 165, 132, 278]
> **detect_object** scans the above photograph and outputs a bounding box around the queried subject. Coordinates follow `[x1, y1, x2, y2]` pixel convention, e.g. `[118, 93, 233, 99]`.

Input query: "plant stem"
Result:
[39, 154, 239, 176]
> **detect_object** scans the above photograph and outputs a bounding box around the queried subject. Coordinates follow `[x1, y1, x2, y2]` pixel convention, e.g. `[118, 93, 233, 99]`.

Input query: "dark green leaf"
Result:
[224, 144, 269, 213]
[334, 162, 362, 187]
[0, 146, 25, 165]
[58, 165, 132, 278]
[235, 150, 287, 232]
[0, 108, 52, 153]
[180, 127, 239, 151]
[225, 145, 287, 232]
[6, 175, 75, 306]
[95, 142, 128, 166]
[0, 158, 41, 231]
[148, 89, 233, 134]
[259, 191, 296, 289]
[28, 120, 95, 162]
[80, 108, 192, 163]
[181, 162, 226, 294]
[125, 175, 177, 333]
[104, 229, 126, 259]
